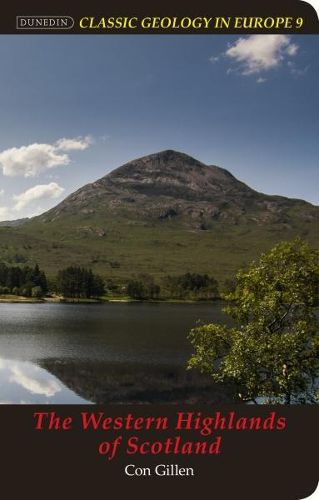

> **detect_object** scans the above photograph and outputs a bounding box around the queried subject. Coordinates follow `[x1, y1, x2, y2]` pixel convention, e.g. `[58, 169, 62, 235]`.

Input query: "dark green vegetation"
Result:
[188, 239, 319, 404]
[0, 263, 105, 300]
[56, 266, 105, 299]
[162, 273, 219, 300]
[126, 272, 219, 300]
[0, 263, 219, 301]
[0, 263, 47, 297]
[127, 274, 161, 300]
[0, 150, 319, 285]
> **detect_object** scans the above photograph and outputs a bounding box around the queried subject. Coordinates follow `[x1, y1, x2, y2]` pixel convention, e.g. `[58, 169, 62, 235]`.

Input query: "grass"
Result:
[1, 212, 319, 285]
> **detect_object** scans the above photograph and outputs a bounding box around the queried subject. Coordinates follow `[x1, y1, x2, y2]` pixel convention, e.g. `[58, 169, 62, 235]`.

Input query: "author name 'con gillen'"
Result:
[125, 464, 194, 477]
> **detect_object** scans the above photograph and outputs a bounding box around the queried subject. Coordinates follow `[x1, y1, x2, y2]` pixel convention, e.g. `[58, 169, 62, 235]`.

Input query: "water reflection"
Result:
[0, 358, 90, 404]
[40, 358, 234, 404]
[0, 302, 234, 404]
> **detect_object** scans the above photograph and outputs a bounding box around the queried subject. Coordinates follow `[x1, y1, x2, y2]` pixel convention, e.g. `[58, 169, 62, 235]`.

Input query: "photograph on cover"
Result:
[0, 34, 318, 404]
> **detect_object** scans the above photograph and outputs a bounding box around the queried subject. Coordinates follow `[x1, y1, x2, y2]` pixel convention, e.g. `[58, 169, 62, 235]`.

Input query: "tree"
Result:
[127, 280, 146, 299]
[163, 272, 219, 299]
[0, 262, 48, 296]
[187, 239, 319, 404]
[56, 266, 105, 298]
[91, 274, 105, 297]
[127, 274, 160, 300]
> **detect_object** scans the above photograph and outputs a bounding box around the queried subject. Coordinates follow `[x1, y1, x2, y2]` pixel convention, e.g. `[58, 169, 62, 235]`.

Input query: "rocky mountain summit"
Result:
[39, 150, 317, 230]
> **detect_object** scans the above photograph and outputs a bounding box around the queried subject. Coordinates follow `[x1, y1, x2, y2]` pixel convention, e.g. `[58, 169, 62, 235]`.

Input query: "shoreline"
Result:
[0, 294, 221, 305]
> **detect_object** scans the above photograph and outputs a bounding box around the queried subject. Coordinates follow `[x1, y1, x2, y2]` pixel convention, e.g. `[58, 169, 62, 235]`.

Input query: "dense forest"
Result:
[56, 266, 105, 298]
[126, 272, 219, 300]
[0, 262, 220, 301]
[0, 263, 104, 299]
[0, 263, 48, 297]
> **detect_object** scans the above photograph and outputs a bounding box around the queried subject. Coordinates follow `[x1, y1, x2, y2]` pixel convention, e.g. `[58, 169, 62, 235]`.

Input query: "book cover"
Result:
[0, 1, 318, 499]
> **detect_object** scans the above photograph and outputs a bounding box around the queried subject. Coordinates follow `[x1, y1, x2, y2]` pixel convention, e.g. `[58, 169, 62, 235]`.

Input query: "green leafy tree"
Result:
[187, 239, 319, 404]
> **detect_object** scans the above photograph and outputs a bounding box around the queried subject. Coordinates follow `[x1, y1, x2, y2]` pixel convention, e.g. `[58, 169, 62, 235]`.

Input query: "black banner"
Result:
[2, 405, 318, 499]
[0, 0, 318, 34]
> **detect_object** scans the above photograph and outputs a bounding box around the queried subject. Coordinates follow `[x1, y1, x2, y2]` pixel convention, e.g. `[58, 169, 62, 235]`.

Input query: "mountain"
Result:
[1, 150, 319, 282]
[36, 149, 318, 227]
[0, 218, 29, 227]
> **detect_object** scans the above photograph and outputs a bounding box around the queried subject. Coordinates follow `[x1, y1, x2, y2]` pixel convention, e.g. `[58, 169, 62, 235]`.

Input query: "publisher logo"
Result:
[16, 16, 74, 30]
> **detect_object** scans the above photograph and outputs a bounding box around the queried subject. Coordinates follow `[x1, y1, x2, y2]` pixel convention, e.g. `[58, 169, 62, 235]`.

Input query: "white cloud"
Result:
[0, 206, 10, 219]
[55, 135, 92, 151]
[13, 182, 65, 211]
[257, 77, 267, 84]
[0, 189, 4, 196]
[287, 61, 310, 77]
[225, 35, 299, 75]
[209, 55, 219, 63]
[286, 43, 298, 56]
[9, 364, 61, 397]
[0, 143, 69, 177]
[0, 135, 92, 177]
[100, 134, 111, 143]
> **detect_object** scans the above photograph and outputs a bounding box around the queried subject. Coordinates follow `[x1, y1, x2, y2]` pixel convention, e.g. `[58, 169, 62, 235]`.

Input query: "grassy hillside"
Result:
[0, 150, 318, 285]
[1, 217, 318, 284]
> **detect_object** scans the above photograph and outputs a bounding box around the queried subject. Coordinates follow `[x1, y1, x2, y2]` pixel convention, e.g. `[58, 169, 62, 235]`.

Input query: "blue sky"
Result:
[0, 34, 318, 220]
